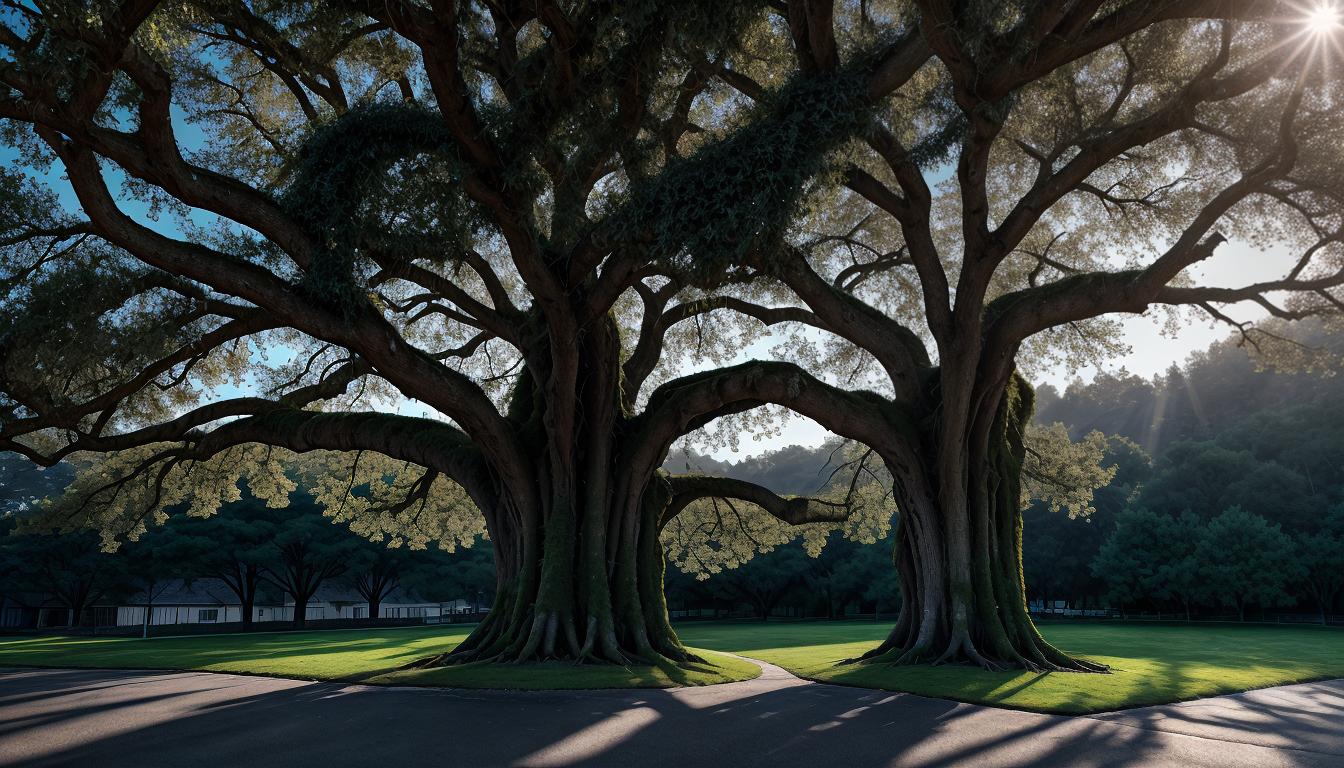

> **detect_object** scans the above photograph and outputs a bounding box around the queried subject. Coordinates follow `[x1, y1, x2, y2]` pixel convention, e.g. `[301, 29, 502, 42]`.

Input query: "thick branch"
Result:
[662, 474, 849, 528]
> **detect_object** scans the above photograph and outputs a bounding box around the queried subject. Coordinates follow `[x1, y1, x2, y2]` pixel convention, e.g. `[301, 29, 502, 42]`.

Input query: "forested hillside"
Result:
[1037, 320, 1344, 457]
[1029, 321, 1344, 619]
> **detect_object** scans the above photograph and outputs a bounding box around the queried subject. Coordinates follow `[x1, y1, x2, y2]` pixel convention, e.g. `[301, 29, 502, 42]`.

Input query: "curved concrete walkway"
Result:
[2, 658, 1342, 767]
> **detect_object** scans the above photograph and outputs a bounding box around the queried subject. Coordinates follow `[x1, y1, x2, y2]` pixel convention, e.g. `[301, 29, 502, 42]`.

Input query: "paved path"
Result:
[2, 659, 1342, 767]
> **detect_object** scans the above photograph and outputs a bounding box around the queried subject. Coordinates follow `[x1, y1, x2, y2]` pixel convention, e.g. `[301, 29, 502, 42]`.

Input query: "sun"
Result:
[1306, 2, 1343, 34]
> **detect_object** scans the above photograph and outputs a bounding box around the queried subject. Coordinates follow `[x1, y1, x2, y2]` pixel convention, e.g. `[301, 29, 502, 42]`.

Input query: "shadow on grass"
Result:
[0, 626, 473, 680]
[678, 621, 1344, 715]
[361, 649, 759, 689]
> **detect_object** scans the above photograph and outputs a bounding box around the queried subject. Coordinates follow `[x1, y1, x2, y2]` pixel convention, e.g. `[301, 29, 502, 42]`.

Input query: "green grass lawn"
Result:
[677, 620, 1344, 714]
[3, 621, 1339, 711]
[0, 625, 759, 690]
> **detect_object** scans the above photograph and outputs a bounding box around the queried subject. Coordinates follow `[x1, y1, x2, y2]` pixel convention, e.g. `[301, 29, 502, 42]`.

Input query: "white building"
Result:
[113, 579, 446, 627]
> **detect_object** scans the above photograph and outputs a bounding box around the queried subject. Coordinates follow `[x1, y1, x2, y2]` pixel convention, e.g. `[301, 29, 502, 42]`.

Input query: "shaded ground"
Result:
[0, 626, 473, 679]
[0, 626, 757, 689]
[3, 661, 1342, 768]
[677, 621, 1344, 713]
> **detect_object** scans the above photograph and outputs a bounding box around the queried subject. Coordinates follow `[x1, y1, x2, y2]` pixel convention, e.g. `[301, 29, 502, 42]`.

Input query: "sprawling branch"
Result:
[662, 474, 849, 528]
[626, 360, 914, 498]
[41, 132, 528, 472]
[622, 290, 823, 408]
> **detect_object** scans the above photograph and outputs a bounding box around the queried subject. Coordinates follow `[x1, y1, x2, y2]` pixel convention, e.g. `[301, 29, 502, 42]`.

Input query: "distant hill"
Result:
[663, 443, 847, 496]
[1036, 318, 1344, 456]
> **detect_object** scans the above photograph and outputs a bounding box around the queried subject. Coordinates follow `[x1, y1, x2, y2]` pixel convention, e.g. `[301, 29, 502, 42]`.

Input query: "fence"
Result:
[0, 611, 489, 638]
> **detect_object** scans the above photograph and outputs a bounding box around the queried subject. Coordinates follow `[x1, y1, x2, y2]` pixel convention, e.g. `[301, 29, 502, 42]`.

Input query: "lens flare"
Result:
[1307, 3, 1342, 33]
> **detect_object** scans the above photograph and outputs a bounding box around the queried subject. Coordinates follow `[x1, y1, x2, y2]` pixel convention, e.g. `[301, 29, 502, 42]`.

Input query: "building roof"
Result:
[286, 583, 433, 606]
[133, 578, 242, 606]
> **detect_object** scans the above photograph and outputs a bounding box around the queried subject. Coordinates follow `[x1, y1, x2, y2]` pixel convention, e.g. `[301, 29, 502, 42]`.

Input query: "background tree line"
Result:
[0, 481, 494, 631]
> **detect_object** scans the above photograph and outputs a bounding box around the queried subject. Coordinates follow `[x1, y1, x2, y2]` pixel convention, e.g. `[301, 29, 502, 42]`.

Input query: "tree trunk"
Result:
[852, 374, 1106, 673]
[142, 587, 153, 640]
[420, 319, 694, 670]
[368, 596, 381, 622]
[293, 596, 308, 629]
[425, 473, 686, 667]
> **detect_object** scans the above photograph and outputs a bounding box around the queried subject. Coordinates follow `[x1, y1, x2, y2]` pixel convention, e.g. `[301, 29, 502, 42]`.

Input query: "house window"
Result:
[353, 607, 365, 619]
[198, 609, 219, 622]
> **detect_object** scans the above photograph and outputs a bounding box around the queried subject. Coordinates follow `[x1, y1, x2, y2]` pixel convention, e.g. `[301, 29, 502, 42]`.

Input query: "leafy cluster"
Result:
[612, 70, 873, 283]
[281, 103, 479, 310]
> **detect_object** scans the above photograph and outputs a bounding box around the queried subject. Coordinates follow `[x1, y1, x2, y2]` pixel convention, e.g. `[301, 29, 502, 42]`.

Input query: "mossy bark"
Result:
[854, 374, 1106, 673]
[417, 316, 693, 669]
[425, 476, 689, 667]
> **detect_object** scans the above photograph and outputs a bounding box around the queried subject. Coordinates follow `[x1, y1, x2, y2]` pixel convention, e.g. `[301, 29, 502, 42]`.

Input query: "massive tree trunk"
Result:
[428, 318, 695, 669]
[855, 374, 1106, 673]
[431, 458, 689, 667]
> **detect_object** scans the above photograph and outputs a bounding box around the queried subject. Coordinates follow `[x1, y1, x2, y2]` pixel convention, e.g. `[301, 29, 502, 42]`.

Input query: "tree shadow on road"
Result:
[2, 665, 1341, 768]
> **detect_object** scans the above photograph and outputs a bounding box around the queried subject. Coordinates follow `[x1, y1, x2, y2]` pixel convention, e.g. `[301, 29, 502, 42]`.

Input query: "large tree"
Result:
[3, 1, 1343, 671]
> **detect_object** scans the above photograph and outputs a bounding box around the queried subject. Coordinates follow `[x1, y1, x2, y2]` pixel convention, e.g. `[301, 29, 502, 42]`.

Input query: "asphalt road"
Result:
[2, 659, 1342, 768]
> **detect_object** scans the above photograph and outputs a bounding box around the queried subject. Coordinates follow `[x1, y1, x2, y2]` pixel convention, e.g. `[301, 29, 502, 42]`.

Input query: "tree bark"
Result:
[851, 374, 1106, 673]
[418, 317, 698, 670]
[293, 596, 308, 629]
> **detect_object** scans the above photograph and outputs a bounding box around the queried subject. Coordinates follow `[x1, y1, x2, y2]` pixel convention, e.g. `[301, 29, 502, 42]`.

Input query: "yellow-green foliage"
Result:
[41, 445, 485, 553]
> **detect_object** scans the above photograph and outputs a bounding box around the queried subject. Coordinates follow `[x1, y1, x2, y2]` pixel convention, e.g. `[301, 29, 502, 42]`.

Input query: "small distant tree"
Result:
[3, 529, 124, 627]
[349, 545, 405, 622]
[714, 547, 809, 621]
[1025, 437, 1151, 611]
[184, 501, 281, 630]
[1151, 513, 1204, 622]
[121, 525, 197, 638]
[1091, 508, 1168, 616]
[1297, 506, 1344, 624]
[1196, 507, 1300, 621]
[829, 538, 900, 619]
[400, 541, 494, 611]
[263, 504, 356, 629]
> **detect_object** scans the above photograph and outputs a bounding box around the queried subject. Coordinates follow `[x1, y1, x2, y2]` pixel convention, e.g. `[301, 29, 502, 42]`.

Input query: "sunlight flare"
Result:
[1306, 2, 1342, 34]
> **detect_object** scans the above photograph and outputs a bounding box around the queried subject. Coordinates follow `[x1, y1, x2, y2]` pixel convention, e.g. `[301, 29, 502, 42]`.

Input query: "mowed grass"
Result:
[0, 625, 758, 690]
[4, 621, 1339, 708]
[677, 620, 1344, 714]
